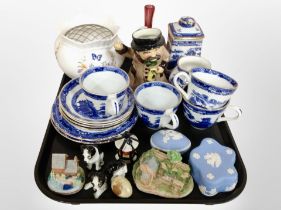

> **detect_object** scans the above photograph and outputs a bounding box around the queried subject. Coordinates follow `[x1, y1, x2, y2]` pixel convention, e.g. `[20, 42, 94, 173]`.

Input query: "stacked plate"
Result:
[50, 78, 137, 144]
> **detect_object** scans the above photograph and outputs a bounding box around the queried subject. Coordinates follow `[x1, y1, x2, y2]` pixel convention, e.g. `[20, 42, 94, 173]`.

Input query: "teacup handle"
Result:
[217, 106, 242, 122]
[161, 108, 179, 129]
[173, 72, 190, 100]
[106, 94, 119, 116]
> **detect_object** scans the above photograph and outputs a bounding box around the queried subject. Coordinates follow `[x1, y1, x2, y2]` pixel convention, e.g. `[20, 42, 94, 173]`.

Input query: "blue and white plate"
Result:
[59, 78, 134, 123]
[51, 98, 138, 144]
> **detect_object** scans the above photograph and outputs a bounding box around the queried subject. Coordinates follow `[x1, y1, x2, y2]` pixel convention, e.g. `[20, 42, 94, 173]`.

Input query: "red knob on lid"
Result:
[144, 4, 155, 28]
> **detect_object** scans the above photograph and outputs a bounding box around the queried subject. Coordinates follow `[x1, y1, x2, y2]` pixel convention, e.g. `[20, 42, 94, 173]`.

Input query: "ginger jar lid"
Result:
[169, 16, 204, 39]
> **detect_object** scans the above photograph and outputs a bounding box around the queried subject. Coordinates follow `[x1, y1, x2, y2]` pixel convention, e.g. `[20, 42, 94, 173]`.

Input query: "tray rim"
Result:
[34, 73, 247, 205]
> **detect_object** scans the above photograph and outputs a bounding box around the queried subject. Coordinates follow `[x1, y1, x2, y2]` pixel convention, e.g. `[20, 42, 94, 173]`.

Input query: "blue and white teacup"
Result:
[80, 66, 130, 117]
[183, 98, 242, 129]
[134, 81, 182, 129]
[169, 56, 211, 88]
[174, 68, 238, 109]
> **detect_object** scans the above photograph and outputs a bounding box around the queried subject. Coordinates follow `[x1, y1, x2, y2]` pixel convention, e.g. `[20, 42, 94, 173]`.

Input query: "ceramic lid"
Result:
[169, 16, 204, 39]
[189, 138, 238, 196]
[150, 130, 191, 153]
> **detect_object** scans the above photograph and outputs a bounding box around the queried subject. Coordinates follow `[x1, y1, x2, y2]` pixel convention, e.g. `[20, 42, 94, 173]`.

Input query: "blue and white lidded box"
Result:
[189, 138, 238, 196]
[150, 130, 191, 154]
[167, 16, 204, 69]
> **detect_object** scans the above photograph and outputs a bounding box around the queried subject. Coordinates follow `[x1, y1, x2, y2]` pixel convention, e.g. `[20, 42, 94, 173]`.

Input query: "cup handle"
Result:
[173, 72, 190, 100]
[161, 109, 179, 129]
[217, 105, 242, 122]
[106, 94, 119, 116]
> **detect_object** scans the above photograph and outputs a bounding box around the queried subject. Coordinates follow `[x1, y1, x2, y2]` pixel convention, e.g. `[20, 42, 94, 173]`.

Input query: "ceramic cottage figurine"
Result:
[189, 138, 238, 196]
[81, 145, 104, 171]
[47, 154, 85, 195]
[132, 149, 194, 198]
[167, 16, 204, 69]
[114, 28, 169, 89]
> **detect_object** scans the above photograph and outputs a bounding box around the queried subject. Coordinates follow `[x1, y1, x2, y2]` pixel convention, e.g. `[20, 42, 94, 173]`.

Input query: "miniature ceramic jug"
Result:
[55, 24, 124, 79]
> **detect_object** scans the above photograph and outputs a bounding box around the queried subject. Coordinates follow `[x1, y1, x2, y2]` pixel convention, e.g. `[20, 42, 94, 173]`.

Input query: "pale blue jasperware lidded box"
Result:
[150, 130, 191, 154]
[189, 138, 238, 196]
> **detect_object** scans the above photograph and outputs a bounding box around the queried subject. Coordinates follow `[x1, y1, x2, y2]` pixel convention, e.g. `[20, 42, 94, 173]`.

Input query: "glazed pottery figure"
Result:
[81, 145, 104, 171]
[47, 154, 85, 195]
[84, 171, 108, 199]
[114, 28, 169, 89]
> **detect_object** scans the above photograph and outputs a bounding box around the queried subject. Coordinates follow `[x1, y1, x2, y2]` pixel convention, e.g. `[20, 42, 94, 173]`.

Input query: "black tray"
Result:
[34, 60, 247, 204]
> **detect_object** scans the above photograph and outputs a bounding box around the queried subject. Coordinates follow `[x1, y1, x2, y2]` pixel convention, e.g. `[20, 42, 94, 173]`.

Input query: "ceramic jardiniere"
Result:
[174, 67, 238, 109]
[183, 99, 242, 129]
[55, 24, 124, 79]
[169, 56, 211, 88]
[80, 66, 129, 117]
[134, 81, 182, 129]
[167, 16, 204, 69]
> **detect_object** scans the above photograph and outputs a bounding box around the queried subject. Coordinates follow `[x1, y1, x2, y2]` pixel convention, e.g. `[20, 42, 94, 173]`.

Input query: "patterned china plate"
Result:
[51, 98, 138, 144]
[59, 78, 134, 123]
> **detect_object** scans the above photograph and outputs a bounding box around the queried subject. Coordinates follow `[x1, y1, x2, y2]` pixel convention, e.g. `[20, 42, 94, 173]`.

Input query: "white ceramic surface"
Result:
[55, 24, 124, 79]
[169, 56, 211, 87]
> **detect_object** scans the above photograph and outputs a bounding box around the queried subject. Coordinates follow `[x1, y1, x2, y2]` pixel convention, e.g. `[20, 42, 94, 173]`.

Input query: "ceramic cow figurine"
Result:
[81, 145, 104, 171]
[114, 27, 169, 89]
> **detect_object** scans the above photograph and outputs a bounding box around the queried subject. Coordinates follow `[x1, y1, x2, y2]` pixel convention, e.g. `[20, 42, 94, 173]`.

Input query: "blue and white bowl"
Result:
[150, 130, 191, 153]
[183, 98, 242, 130]
[189, 138, 238, 197]
[173, 67, 238, 109]
[80, 66, 130, 117]
[134, 82, 182, 130]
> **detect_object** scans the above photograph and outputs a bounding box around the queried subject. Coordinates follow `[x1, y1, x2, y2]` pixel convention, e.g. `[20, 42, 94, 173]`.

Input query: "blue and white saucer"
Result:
[51, 98, 138, 144]
[59, 79, 134, 123]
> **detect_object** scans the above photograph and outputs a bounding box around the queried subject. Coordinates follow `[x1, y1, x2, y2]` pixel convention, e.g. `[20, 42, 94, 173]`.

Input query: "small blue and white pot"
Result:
[183, 98, 242, 129]
[80, 66, 130, 118]
[174, 67, 238, 109]
[169, 56, 211, 88]
[134, 81, 182, 130]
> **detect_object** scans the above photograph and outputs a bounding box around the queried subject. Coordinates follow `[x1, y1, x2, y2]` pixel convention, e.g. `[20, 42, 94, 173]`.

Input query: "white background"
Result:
[1, 0, 280, 209]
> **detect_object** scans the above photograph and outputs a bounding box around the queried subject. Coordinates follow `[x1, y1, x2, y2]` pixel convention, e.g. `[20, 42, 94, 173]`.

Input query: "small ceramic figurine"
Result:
[84, 171, 108, 199]
[114, 132, 139, 163]
[114, 5, 169, 89]
[132, 149, 194, 198]
[47, 154, 85, 195]
[106, 160, 133, 198]
[81, 145, 104, 171]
